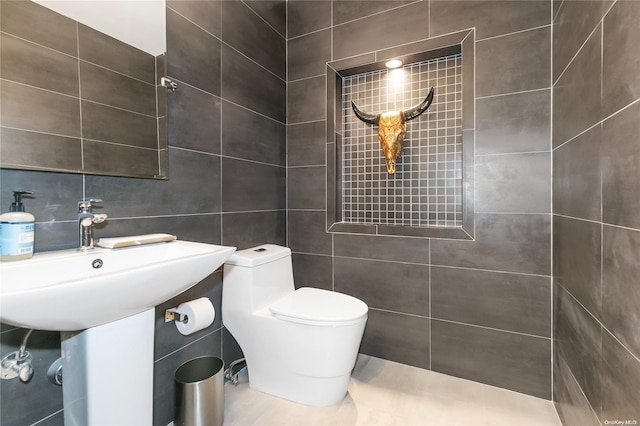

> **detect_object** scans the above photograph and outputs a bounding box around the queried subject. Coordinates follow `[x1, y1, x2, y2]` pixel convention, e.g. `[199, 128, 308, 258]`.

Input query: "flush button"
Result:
[254, 248, 267, 252]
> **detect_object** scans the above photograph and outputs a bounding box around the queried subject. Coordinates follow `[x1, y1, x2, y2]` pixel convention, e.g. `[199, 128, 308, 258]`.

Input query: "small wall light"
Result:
[385, 59, 403, 69]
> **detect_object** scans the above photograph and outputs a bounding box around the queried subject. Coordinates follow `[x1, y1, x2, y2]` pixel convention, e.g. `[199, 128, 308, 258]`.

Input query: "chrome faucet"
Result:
[78, 199, 107, 250]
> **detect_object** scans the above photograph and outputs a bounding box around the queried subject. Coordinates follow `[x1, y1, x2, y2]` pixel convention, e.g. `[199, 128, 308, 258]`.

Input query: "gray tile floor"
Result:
[223, 355, 562, 426]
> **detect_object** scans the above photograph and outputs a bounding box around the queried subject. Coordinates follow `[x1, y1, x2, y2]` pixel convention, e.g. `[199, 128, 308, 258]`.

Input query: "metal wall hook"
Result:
[161, 77, 178, 92]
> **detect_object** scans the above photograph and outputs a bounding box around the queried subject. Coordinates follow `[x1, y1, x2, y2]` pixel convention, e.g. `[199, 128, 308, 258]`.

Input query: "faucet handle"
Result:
[78, 199, 102, 212]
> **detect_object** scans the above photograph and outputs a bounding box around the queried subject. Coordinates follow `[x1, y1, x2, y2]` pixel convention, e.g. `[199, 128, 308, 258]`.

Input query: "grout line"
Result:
[287, 25, 332, 42]
[168, 6, 286, 84]
[559, 283, 640, 366]
[163, 78, 286, 128]
[549, 1, 555, 401]
[331, 0, 423, 29]
[431, 317, 553, 341]
[476, 24, 551, 43]
[30, 409, 64, 426]
[154, 326, 224, 364]
[240, 0, 286, 40]
[475, 87, 550, 101]
[475, 150, 552, 157]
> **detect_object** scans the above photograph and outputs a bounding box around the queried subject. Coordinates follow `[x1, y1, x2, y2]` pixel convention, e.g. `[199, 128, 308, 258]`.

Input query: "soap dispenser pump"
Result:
[0, 191, 35, 261]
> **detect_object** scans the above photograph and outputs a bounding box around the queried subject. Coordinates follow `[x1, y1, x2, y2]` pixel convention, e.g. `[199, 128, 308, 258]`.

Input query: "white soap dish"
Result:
[96, 233, 177, 249]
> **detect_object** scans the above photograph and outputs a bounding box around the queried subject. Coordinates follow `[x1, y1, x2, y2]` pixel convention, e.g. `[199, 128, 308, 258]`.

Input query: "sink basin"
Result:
[0, 240, 236, 331]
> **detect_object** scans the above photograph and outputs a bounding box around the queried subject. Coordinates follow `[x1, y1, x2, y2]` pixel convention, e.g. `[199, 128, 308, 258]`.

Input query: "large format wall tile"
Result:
[245, 1, 286, 38]
[553, 125, 602, 221]
[222, 0, 285, 79]
[82, 101, 158, 149]
[222, 44, 285, 123]
[83, 141, 160, 178]
[360, 309, 430, 370]
[432, 320, 551, 399]
[78, 24, 155, 83]
[553, 215, 602, 319]
[287, 0, 331, 38]
[167, 0, 221, 38]
[0, 33, 79, 96]
[85, 148, 221, 217]
[0, 128, 82, 172]
[431, 213, 551, 275]
[166, 8, 221, 96]
[602, 225, 640, 359]
[287, 210, 332, 255]
[222, 101, 285, 166]
[0, 80, 81, 137]
[167, 82, 221, 154]
[432, 267, 551, 337]
[0, 0, 77, 55]
[287, 76, 325, 124]
[80, 61, 156, 116]
[602, 0, 640, 117]
[222, 158, 285, 212]
[554, 355, 602, 426]
[476, 152, 551, 213]
[332, 0, 415, 26]
[600, 331, 640, 423]
[476, 27, 550, 97]
[332, 2, 429, 60]
[101, 215, 222, 246]
[288, 29, 331, 81]
[334, 257, 429, 316]
[602, 100, 640, 230]
[292, 253, 333, 291]
[554, 285, 602, 411]
[287, 121, 326, 166]
[553, 0, 610, 83]
[334, 234, 429, 264]
[431, 0, 550, 40]
[552, 26, 601, 148]
[222, 211, 286, 250]
[287, 166, 326, 210]
[476, 89, 551, 155]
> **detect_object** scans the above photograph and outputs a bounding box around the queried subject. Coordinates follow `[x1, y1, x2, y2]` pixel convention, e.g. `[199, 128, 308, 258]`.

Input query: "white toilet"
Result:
[222, 244, 368, 406]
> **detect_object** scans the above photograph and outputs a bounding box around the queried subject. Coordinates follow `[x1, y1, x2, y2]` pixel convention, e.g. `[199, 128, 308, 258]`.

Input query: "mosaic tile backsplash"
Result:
[342, 54, 463, 227]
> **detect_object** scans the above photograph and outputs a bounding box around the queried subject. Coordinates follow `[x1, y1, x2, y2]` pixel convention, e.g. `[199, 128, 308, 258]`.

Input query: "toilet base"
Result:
[249, 369, 351, 406]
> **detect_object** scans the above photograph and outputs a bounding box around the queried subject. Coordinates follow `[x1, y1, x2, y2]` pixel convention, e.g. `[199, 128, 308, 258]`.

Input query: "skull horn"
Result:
[351, 101, 380, 125]
[403, 86, 435, 121]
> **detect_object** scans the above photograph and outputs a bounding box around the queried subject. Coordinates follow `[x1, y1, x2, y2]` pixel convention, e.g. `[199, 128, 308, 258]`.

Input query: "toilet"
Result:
[222, 244, 368, 406]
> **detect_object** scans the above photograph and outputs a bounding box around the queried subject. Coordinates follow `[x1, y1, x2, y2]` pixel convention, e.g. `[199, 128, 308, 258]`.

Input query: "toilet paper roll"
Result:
[175, 297, 215, 336]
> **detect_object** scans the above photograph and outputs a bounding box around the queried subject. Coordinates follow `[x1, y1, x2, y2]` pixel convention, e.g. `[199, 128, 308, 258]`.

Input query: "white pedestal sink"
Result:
[0, 240, 236, 425]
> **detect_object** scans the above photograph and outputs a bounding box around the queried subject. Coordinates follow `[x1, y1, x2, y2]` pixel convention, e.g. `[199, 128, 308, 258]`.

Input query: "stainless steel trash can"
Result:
[175, 356, 224, 426]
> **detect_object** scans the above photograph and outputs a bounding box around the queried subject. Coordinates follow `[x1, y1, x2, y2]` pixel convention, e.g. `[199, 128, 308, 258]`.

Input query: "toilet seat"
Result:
[270, 287, 368, 326]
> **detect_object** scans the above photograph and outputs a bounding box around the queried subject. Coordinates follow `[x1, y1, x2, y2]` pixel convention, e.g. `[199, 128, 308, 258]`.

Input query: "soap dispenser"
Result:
[0, 191, 35, 261]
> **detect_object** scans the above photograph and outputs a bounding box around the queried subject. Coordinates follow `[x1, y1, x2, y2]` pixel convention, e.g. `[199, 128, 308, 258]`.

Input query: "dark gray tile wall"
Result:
[287, 0, 552, 399]
[552, 0, 640, 424]
[0, 1, 285, 425]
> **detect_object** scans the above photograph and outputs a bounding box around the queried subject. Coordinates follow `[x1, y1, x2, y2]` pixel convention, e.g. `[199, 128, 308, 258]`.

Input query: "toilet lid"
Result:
[270, 287, 368, 325]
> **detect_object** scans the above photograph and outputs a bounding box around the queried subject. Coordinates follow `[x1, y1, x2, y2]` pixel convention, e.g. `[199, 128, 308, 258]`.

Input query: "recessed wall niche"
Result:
[327, 29, 475, 240]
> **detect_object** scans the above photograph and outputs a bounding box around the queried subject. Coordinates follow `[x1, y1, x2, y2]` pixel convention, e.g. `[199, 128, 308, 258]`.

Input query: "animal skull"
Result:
[351, 87, 434, 175]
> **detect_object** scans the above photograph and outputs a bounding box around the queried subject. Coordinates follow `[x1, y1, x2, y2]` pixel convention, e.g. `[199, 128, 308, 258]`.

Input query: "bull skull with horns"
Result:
[351, 86, 435, 174]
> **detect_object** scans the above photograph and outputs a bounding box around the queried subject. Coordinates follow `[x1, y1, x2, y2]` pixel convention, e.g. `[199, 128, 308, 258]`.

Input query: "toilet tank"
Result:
[223, 244, 295, 313]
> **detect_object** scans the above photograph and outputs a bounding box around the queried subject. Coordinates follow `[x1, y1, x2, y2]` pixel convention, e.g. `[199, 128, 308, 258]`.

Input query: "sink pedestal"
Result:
[61, 309, 155, 425]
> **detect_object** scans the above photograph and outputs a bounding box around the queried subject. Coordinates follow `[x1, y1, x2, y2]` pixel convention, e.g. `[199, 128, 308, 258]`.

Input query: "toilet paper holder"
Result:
[165, 308, 189, 324]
